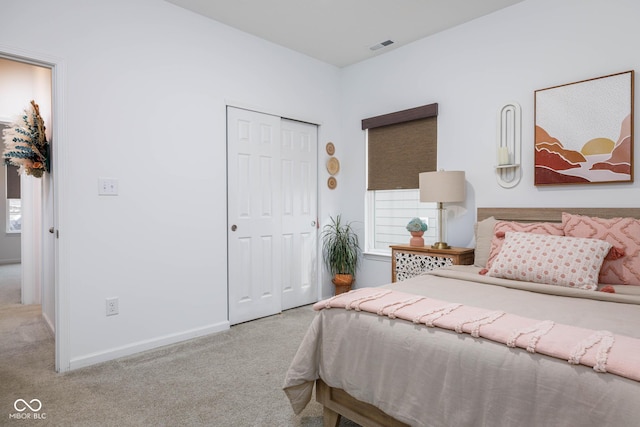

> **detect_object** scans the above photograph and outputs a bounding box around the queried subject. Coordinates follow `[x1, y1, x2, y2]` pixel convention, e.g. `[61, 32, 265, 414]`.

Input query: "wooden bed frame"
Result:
[316, 379, 409, 427]
[315, 207, 640, 427]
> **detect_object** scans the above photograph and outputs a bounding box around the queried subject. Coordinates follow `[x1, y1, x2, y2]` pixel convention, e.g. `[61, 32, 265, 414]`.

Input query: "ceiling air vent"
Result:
[369, 40, 394, 51]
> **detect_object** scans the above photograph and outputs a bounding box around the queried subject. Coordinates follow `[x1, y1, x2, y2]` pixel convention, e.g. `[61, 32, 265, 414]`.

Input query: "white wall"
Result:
[1, 0, 341, 369]
[341, 0, 640, 288]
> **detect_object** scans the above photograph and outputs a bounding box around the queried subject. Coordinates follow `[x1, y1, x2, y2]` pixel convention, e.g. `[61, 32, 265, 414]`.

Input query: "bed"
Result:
[283, 208, 640, 427]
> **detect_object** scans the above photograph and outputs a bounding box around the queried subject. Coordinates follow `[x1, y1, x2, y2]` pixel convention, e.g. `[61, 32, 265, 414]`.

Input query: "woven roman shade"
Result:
[6, 165, 20, 199]
[364, 104, 438, 190]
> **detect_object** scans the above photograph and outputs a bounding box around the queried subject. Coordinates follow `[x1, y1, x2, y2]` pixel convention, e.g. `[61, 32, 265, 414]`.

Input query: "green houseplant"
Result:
[321, 215, 361, 295]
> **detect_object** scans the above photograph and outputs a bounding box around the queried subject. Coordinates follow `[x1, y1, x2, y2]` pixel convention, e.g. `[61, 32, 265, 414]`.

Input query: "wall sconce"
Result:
[496, 102, 522, 188]
[419, 170, 466, 249]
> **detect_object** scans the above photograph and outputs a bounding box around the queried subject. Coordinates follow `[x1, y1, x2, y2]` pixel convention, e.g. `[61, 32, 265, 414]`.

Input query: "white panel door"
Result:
[227, 108, 318, 324]
[227, 107, 282, 325]
[280, 119, 318, 310]
[42, 172, 56, 330]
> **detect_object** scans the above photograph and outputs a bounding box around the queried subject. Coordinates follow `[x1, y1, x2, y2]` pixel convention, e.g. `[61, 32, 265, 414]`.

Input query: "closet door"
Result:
[280, 119, 318, 310]
[227, 107, 282, 325]
[227, 108, 318, 325]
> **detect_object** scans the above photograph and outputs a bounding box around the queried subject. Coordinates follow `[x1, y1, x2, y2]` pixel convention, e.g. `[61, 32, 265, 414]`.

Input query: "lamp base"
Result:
[431, 242, 451, 250]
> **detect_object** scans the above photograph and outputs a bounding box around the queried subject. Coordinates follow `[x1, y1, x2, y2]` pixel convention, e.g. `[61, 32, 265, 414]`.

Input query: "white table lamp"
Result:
[419, 170, 466, 249]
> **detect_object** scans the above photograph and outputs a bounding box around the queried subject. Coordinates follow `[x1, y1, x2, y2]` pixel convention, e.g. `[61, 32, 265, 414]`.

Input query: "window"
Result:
[7, 198, 21, 232]
[5, 164, 21, 233]
[367, 189, 437, 252]
[363, 104, 438, 255]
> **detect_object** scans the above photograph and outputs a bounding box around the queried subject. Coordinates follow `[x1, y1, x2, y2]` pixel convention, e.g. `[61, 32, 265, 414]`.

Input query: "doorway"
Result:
[0, 53, 59, 368]
[227, 106, 319, 325]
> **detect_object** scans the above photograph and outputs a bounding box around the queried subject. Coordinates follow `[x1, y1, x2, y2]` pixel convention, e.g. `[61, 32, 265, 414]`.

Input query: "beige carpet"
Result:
[0, 262, 20, 304]
[0, 264, 359, 426]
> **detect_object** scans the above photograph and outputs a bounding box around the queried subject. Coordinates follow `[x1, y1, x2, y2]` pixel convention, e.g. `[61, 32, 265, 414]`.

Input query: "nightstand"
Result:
[390, 245, 474, 282]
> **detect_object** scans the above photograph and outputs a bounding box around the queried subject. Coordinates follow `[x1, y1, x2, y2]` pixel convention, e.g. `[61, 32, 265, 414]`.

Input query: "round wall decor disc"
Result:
[327, 176, 337, 189]
[326, 142, 335, 155]
[326, 157, 340, 175]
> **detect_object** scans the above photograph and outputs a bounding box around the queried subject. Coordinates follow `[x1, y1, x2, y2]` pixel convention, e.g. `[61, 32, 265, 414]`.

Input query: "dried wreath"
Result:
[2, 100, 50, 177]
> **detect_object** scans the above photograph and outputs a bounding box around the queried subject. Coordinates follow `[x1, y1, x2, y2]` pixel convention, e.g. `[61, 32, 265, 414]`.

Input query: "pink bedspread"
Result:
[314, 287, 640, 382]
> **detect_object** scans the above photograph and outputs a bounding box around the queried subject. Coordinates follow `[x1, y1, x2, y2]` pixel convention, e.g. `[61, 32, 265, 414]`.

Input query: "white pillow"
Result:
[487, 231, 612, 291]
[473, 216, 497, 267]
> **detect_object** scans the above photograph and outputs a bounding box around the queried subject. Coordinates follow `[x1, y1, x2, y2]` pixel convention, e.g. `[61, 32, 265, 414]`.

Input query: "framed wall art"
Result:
[534, 70, 634, 185]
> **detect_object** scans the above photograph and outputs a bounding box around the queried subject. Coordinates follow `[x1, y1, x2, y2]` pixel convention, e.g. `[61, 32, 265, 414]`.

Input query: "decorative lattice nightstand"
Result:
[390, 245, 474, 282]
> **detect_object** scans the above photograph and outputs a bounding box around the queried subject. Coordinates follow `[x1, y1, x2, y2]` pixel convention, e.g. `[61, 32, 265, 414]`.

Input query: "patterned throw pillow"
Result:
[487, 231, 612, 290]
[562, 213, 640, 286]
[485, 221, 564, 269]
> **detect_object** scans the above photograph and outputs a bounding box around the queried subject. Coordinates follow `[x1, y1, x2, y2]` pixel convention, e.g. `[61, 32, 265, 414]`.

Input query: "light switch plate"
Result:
[98, 178, 118, 195]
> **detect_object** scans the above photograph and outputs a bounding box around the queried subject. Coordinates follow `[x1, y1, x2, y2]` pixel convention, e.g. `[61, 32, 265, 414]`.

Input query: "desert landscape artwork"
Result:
[534, 70, 633, 185]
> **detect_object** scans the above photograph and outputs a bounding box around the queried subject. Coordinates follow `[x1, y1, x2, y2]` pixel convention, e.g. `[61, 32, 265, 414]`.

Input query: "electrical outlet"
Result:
[106, 297, 119, 316]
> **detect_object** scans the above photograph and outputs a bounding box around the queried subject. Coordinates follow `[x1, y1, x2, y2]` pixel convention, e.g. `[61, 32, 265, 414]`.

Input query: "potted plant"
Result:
[321, 215, 361, 295]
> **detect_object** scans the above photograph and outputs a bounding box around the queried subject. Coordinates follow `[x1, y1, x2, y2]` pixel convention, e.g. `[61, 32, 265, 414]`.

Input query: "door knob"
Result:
[311, 221, 316, 227]
[49, 227, 55, 234]
[231, 225, 237, 231]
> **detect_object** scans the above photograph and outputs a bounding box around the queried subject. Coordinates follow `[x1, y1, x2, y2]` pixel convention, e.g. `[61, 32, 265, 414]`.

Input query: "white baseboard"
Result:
[42, 311, 55, 334]
[68, 321, 230, 370]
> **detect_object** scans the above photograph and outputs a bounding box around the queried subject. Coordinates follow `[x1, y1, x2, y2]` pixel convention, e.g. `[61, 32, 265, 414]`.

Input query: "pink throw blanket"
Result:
[313, 288, 640, 382]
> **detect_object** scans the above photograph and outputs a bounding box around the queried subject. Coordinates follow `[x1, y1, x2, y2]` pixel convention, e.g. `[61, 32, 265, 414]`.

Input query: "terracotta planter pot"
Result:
[409, 231, 425, 247]
[334, 284, 351, 295]
[332, 274, 354, 295]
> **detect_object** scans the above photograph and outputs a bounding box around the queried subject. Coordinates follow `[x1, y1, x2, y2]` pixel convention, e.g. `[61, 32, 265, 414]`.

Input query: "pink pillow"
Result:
[487, 232, 612, 290]
[485, 221, 564, 269]
[562, 213, 640, 286]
